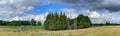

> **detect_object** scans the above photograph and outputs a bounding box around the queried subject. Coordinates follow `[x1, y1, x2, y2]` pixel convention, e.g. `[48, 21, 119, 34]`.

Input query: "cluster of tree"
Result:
[44, 12, 91, 31]
[44, 12, 68, 30]
[0, 19, 42, 26]
[73, 14, 92, 29]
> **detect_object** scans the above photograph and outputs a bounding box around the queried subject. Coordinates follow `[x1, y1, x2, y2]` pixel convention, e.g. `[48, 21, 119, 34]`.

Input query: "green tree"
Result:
[31, 19, 36, 26]
[44, 12, 68, 30]
[44, 12, 92, 30]
[44, 13, 53, 30]
[0, 20, 7, 26]
[38, 21, 42, 26]
[19, 21, 30, 25]
[105, 22, 111, 26]
[76, 14, 91, 29]
[9, 21, 19, 26]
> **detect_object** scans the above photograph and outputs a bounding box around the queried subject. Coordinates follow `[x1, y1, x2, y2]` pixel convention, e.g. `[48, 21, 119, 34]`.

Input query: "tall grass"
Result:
[0, 26, 120, 36]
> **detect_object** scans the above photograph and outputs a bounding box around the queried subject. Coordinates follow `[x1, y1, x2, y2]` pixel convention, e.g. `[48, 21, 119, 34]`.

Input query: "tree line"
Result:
[44, 12, 92, 30]
[0, 12, 116, 31]
[0, 19, 41, 26]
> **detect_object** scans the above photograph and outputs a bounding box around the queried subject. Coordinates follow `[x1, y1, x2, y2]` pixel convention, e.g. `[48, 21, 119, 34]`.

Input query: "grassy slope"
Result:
[0, 26, 120, 36]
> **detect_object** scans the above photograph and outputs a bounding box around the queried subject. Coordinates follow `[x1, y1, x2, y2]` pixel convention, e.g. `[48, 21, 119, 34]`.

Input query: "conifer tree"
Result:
[38, 21, 42, 26]
[31, 19, 36, 26]
[44, 12, 92, 30]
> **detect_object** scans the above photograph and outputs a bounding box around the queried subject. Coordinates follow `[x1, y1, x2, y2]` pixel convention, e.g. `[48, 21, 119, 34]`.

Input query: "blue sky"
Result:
[33, 3, 70, 14]
[0, 0, 120, 24]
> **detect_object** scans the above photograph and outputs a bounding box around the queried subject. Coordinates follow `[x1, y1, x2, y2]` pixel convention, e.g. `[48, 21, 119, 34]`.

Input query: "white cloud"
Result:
[89, 11, 101, 18]
[35, 12, 49, 22]
[60, 9, 119, 24]
[0, 0, 45, 17]
[0, 0, 49, 24]
[82, 10, 120, 24]
[61, 8, 78, 19]
[13, 16, 20, 21]
[10, 12, 49, 24]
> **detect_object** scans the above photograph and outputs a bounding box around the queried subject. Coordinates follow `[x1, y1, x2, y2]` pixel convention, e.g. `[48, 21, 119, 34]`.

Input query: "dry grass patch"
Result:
[0, 26, 120, 36]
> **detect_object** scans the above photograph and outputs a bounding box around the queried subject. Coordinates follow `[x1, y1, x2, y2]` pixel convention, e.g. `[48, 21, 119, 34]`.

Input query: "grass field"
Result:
[0, 26, 120, 36]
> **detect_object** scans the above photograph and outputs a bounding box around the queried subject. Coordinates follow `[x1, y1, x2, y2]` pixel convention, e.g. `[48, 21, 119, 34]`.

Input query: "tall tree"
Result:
[31, 19, 36, 26]
[44, 12, 68, 30]
[44, 12, 92, 30]
[38, 21, 42, 26]
[44, 13, 53, 30]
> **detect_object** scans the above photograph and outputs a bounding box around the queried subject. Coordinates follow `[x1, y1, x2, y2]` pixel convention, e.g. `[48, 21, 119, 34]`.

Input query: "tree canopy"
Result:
[44, 12, 92, 30]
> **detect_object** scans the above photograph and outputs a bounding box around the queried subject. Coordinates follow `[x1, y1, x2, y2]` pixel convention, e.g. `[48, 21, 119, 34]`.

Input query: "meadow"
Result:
[0, 26, 120, 36]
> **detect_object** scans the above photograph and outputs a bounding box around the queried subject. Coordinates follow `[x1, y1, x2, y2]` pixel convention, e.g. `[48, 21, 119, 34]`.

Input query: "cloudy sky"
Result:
[0, 0, 120, 24]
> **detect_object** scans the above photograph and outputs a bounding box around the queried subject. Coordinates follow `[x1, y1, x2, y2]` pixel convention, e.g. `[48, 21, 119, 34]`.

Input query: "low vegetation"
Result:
[0, 26, 120, 36]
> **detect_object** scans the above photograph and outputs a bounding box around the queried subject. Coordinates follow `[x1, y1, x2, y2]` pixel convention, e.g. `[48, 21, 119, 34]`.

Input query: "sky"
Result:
[0, 0, 120, 24]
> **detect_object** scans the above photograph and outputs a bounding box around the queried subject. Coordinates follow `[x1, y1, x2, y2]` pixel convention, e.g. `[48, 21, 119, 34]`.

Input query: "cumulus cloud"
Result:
[0, 0, 47, 17]
[0, 0, 120, 24]
[50, 0, 120, 12]
[3, 12, 49, 24]
[60, 8, 118, 24]
[83, 10, 120, 24]
[61, 8, 79, 19]
[60, 8, 117, 24]
[89, 11, 101, 18]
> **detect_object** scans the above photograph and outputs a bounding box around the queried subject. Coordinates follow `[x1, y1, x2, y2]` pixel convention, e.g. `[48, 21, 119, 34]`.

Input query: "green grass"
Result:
[0, 26, 120, 36]
[0, 26, 44, 32]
